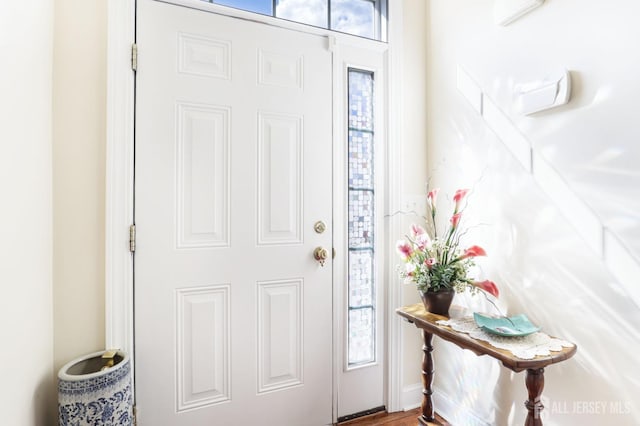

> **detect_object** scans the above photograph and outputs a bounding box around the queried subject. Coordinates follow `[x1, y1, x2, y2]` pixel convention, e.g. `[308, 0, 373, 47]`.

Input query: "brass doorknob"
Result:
[313, 247, 329, 266]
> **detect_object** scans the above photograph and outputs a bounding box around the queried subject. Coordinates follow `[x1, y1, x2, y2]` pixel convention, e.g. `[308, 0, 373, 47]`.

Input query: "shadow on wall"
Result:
[35, 373, 57, 426]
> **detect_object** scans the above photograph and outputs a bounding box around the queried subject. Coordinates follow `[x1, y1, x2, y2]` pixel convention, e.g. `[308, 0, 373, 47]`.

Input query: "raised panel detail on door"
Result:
[257, 113, 302, 245]
[136, 2, 333, 423]
[178, 32, 231, 80]
[176, 103, 230, 249]
[258, 50, 303, 89]
[176, 285, 230, 412]
[257, 279, 303, 393]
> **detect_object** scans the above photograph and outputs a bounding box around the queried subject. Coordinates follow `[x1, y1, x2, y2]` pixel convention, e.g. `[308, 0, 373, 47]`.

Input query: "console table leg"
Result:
[524, 368, 545, 426]
[418, 330, 435, 425]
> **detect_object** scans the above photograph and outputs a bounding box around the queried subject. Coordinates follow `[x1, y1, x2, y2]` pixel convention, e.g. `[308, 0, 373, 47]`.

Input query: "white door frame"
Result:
[105, 0, 406, 413]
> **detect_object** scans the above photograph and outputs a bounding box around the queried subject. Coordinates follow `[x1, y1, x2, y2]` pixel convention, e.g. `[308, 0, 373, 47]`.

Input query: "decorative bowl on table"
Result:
[473, 312, 540, 337]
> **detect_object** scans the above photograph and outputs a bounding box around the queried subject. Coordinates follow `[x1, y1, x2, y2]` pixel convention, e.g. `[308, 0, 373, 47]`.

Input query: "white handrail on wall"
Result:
[456, 66, 640, 308]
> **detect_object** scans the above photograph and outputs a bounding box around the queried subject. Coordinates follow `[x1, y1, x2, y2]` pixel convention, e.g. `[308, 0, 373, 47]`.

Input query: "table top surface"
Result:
[396, 303, 577, 372]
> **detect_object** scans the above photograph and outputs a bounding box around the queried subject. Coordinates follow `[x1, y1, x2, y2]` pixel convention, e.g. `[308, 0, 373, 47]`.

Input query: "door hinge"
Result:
[131, 43, 138, 71]
[129, 224, 136, 253]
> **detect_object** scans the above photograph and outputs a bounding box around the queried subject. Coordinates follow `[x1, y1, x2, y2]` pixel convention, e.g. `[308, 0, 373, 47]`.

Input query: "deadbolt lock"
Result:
[314, 221, 327, 234]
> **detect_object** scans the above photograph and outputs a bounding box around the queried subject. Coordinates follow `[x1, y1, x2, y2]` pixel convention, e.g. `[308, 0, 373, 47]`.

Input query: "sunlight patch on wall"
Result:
[456, 65, 640, 308]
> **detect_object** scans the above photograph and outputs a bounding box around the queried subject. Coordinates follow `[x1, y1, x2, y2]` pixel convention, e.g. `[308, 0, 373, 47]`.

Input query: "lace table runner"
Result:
[436, 316, 575, 360]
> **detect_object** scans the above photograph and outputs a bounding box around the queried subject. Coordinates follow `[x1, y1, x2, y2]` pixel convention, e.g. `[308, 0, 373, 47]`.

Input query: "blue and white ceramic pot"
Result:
[58, 350, 133, 426]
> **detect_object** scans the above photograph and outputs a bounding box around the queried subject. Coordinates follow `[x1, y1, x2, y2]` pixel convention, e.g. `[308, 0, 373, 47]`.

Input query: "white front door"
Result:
[134, 1, 333, 424]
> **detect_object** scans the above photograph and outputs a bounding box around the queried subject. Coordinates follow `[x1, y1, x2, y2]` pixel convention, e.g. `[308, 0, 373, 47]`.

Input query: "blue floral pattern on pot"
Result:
[58, 352, 133, 426]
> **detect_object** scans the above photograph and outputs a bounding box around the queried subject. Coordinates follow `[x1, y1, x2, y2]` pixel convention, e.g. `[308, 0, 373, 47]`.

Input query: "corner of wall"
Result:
[1, 0, 56, 423]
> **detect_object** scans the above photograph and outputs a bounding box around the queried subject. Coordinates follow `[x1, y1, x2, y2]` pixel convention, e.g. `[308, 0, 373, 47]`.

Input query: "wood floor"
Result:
[337, 408, 450, 426]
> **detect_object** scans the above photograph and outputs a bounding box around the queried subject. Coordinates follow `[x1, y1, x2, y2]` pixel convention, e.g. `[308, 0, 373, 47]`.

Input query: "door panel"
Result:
[135, 1, 332, 424]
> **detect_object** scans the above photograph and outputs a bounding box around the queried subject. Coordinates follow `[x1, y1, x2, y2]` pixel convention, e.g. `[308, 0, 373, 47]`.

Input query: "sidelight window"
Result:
[347, 69, 375, 366]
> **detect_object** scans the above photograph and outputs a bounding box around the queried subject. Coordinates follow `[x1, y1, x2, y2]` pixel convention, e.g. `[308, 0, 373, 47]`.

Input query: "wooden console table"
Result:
[396, 303, 577, 426]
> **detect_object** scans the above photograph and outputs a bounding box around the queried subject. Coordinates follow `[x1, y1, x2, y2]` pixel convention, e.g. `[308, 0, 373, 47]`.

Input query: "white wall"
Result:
[423, 1, 640, 425]
[0, 1, 55, 423]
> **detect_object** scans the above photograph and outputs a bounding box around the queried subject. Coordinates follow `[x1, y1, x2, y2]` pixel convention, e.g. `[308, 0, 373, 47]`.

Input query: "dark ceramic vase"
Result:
[420, 289, 455, 316]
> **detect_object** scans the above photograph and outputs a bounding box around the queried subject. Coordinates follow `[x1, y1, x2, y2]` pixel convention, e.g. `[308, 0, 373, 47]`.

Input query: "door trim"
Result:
[385, 0, 405, 413]
[105, 0, 135, 357]
[105, 0, 405, 413]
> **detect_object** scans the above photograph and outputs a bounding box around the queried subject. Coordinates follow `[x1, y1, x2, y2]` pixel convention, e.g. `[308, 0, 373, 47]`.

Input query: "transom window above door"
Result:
[205, 0, 387, 40]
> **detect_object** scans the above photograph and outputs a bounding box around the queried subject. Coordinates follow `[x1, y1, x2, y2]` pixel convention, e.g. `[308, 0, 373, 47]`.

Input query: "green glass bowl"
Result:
[473, 312, 540, 337]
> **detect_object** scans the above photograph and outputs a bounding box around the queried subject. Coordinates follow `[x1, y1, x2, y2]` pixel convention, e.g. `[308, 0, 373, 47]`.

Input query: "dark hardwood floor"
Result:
[337, 408, 450, 426]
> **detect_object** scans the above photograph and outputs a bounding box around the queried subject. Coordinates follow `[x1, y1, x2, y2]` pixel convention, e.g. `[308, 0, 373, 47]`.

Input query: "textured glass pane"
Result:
[211, 0, 273, 15]
[276, 0, 328, 28]
[331, 0, 375, 39]
[348, 190, 374, 248]
[348, 71, 374, 131]
[347, 69, 376, 367]
[349, 250, 373, 307]
[349, 130, 373, 189]
[348, 308, 374, 364]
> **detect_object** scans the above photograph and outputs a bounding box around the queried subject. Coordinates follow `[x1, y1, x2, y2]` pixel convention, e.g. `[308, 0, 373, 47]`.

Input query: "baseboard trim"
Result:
[402, 383, 491, 425]
[401, 383, 423, 411]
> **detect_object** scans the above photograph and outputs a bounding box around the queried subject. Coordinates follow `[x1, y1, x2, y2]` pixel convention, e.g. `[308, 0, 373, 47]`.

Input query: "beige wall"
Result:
[0, 1, 55, 423]
[400, 0, 428, 196]
[0, 1, 109, 422]
[52, 0, 107, 376]
[398, 0, 429, 394]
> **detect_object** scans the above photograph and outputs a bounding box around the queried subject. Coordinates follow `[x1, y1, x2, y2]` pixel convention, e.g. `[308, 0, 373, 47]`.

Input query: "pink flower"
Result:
[415, 233, 431, 250]
[411, 224, 426, 237]
[472, 280, 499, 298]
[427, 188, 439, 209]
[425, 257, 437, 268]
[450, 213, 462, 229]
[405, 263, 416, 276]
[396, 240, 413, 258]
[453, 188, 469, 212]
[460, 245, 487, 259]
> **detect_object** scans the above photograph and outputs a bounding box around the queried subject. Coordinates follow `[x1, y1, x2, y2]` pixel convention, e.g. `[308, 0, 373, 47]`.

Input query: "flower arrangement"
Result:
[396, 188, 499, 298]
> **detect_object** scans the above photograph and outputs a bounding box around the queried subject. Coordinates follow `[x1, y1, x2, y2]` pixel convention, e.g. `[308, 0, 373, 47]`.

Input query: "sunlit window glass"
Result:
[331, 0, 375, 39]
[202, 0, 385, 41]
[210, 0, 273, 16]
[276, 0, 328, 28]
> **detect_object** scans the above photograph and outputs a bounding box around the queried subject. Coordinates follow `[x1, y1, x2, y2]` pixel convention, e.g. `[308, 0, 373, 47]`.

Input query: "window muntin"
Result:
[347, 69, 375, 366]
